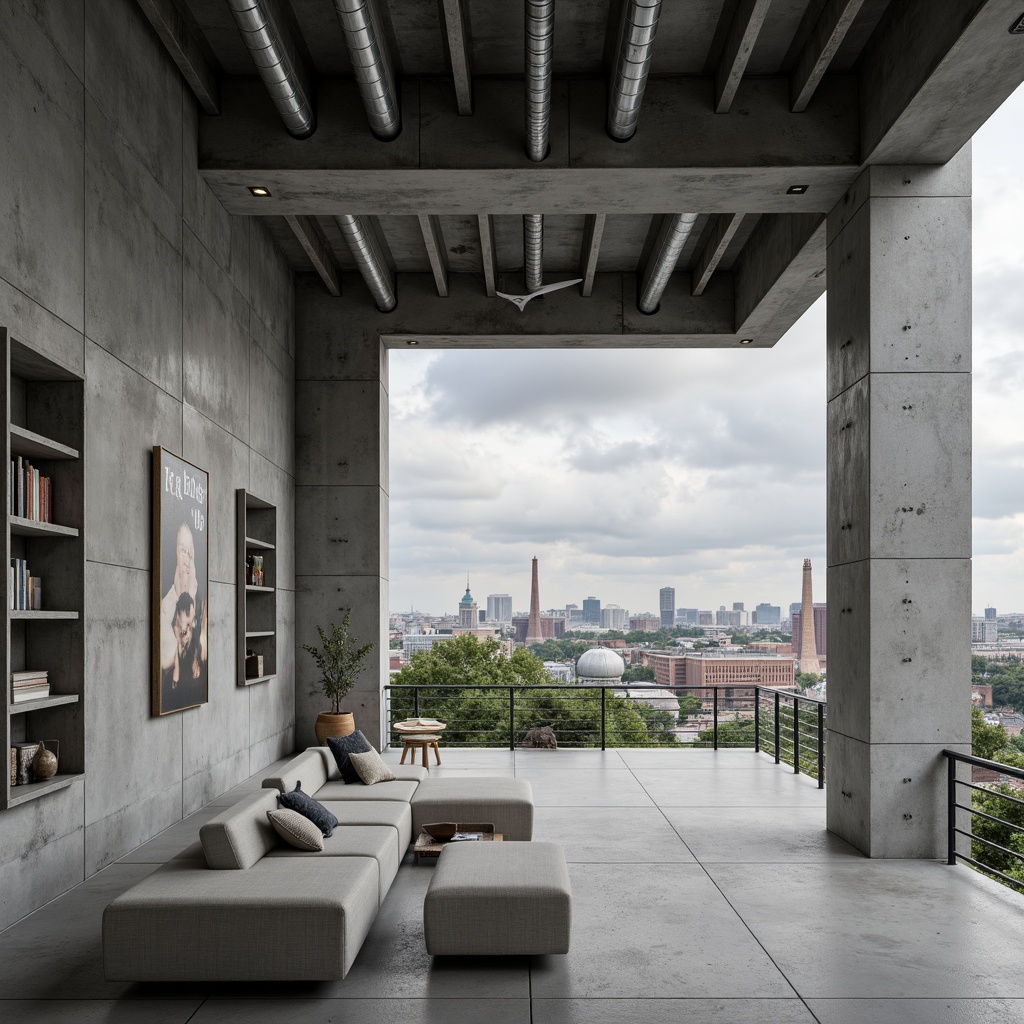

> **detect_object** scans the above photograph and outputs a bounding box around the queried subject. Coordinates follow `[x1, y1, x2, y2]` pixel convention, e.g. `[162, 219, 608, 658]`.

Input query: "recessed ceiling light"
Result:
[1011, 13, 1024, 33]
[406, 340, 419, 346]
[248, 186, 272, 197]
[739, 338, 753, 345]
[786, 185, 808, 195]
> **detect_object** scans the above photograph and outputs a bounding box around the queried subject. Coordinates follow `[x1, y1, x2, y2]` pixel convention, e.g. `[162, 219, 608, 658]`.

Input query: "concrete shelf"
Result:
[10, 516, 78, 538]
[240, 674, 275, 687]
[9, 694, 79, 715]
[9, 424, 79, 460]
[7, 773, 84, 808]
[245, 585, 274, 592]
[10, 610, 79, 620]
[237, 491, 277, 687]
[245, 536, 275, 551]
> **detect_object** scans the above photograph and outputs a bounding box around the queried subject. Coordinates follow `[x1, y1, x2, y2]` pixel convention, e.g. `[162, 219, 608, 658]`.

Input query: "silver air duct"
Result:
[227, 0, 315, 138]
[524, 214, 544, 292]
[525, 0, 554, 161]
[607, 0, 662, 141]
[638, 213, 698, 313]
[337, 215, 397, 311]
[333, 0, 401, 140]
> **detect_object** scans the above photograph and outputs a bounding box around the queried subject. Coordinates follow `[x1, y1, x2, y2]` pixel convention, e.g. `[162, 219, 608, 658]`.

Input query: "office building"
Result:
[754, 603, 782, 625]
[660, 587, 676, 629]
[487, 594, 513, 623]
[630, 615, 662, 632]
[601, 604, 628, 630]
[677, 608, 699, 626]
[458, 584, 478, 628]
[583, 597, 602, 625]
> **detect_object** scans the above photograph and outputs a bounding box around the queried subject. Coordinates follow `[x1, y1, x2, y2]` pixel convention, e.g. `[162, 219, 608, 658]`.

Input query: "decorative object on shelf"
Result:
[14, 742, 38, 786]
[245, 650, 264, 679]
[304, 611, 377, 745]
[31, 739, 58, 781]
[152, 448, 209, 717]
[9, 748, 15, 787]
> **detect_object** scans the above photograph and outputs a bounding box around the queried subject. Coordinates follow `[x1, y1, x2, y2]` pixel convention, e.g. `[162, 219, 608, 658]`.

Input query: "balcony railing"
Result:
[944, 749, 1024, 892]
[385, 683, 827, 784]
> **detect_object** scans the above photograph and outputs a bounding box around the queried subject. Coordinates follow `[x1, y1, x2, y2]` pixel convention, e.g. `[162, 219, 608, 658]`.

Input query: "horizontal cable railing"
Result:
[943, 749, 1024, 892]
[384, 682, 806, 753]
[754, 686, 826, 788]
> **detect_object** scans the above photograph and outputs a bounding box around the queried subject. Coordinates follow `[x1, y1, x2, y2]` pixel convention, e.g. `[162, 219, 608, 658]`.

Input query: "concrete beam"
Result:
[860, 0, 1024, 163]
[136, 0, 219, 114]
[284, 215, 341, 296]
[734, 212, 826, 342]
[692, 213, 743, 296]
[578, 214, 606, 297]
[199, 77, 860, 215]
[417, 214, 450, 297]
[440, 0, 474, 115]
[790, 0, 866, 113]
[477, 215, 498, 297]
[715, 0, 772, 114]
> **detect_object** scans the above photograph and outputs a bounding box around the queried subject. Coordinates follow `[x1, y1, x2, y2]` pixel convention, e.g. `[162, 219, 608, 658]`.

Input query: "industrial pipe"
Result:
[337, 215, 397, 311]
[638, 213, 698, 313]
[333, 0, 401, 140]
[524, 214, 544, 292]
[525, 0, 555, 160]
[607, 0, 662, 141]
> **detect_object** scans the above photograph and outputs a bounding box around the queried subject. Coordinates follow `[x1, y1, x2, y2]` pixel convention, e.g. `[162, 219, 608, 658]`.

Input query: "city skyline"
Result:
[390, 85, 1024, 616]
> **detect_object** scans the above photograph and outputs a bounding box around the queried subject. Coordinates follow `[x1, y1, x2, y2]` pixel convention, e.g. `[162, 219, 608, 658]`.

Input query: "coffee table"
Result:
[413, 827, 503, 865]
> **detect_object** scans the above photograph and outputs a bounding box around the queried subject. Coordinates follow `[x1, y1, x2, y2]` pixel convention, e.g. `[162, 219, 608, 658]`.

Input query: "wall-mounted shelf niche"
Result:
[236, 491, 277, 687]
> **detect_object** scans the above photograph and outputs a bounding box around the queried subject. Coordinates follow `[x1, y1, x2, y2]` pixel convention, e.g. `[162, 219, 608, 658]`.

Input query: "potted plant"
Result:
[304, 612, 377, 745]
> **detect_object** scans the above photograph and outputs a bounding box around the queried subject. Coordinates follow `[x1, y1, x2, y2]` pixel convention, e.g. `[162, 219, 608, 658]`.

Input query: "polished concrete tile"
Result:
[533, 999, 818, 1023]
[525, 770, 655, 807]
[194, 998, 531, 1023]
[0, 1000, 202, 1023]
[531, 863, 794, 999]
[708, 861, 1024, 998]
[534, 806, 696, 862]
[662, 806, 861, 863]
[617, 749, 781, 771]
[807, 999, 1024, 1023]
[515, 750, 628, 770]
[632, 767, 826, 807]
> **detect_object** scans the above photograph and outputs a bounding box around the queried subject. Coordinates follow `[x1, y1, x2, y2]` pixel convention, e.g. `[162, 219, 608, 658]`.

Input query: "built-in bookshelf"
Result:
[236, 490, 277, 687]
[2, 328, 85, 810]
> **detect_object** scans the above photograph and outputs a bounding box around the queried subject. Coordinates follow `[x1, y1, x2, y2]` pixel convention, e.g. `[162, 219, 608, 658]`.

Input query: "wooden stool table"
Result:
[400, 734, 442, 768]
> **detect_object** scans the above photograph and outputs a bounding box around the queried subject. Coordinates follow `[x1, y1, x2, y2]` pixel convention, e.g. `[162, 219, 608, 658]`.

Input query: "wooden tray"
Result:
[413, 823, 501, 863]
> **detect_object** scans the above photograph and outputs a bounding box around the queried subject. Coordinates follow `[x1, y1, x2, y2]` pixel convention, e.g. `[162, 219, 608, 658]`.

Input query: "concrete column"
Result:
[825, 151, 972, 858]
[294, 275, 389, 748]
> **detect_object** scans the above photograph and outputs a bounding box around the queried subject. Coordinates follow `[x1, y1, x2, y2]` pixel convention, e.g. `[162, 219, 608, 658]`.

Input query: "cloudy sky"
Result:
[389, 85, 1024, 619]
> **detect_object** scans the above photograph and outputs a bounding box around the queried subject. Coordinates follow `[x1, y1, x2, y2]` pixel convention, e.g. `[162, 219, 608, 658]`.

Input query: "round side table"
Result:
[400, 734, 442, 768]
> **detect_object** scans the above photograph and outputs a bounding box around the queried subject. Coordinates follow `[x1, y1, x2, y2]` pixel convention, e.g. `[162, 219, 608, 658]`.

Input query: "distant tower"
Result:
[659, 587, 675, 629]
[525, 557, 544, 645]
[799, 558, 820, 674]
[459, 577, 477, 628]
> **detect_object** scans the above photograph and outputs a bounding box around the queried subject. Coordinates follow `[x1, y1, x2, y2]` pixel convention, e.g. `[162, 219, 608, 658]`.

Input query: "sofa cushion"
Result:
[261, 749, 330, 795]
[267, 825, 401, 905]
[102, 855, 379, 981]
[279, 783, 339, 837]
[348, 748, 398, 786]
[267, 809, 325, 851]
[200, 790, 280, 870]
[327, 731, 373, 783]
[317, 779, 419, 803]
[411, 777, 534, 841]
[323, 800, 413, 852]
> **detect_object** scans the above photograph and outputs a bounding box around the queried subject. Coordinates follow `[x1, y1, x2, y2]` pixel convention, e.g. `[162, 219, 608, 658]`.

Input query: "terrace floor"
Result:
[2, 747, 1024, 1023]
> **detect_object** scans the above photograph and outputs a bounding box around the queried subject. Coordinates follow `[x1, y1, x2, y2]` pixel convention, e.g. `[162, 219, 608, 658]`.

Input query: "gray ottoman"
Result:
[411, 777, 534, 841]
[423, 842, 571, 955]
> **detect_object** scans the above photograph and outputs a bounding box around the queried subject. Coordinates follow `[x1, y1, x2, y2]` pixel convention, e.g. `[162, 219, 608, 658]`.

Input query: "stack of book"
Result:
[11, 670, 49, 703]
[8, 559, 41, 610]
[9, 455, 53, 522]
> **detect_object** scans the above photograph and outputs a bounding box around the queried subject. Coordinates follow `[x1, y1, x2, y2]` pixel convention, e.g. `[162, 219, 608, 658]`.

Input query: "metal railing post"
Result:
[713, 687, 719, 750]
[413, 687, 420, 718]
[817, 701, 825, 788]
[509, 688, 515, 751]
[601, 686, 607, 750]
[947, 754, 957, 865]
[754, 686, 760, 752]
[773, 690, 780, 764]
[792, 696, 801, 774]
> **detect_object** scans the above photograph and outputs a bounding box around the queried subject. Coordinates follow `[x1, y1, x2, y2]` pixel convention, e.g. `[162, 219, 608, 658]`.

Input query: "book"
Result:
[12, 686, 50, 703]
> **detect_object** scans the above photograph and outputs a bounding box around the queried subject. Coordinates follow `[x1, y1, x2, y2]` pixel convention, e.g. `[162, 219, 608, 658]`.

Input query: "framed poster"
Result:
[152, 447, 209, 716]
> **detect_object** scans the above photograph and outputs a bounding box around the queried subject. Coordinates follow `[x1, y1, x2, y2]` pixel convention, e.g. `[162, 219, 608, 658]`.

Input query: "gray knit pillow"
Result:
[266, 808, 325, 851]
[347, 748, 398, 786]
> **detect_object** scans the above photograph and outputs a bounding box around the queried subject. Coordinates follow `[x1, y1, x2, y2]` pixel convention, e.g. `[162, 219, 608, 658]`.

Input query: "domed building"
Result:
[576, 647, 625, 685]
[458, 583, 477, 628]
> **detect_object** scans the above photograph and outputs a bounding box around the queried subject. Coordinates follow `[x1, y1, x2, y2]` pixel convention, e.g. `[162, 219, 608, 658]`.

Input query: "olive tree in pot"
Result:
[304, 611, 377, 746]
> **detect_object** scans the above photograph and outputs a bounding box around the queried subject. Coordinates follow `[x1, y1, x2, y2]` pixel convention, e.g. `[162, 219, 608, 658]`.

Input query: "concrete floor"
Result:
[2, 748, 1024, 1023]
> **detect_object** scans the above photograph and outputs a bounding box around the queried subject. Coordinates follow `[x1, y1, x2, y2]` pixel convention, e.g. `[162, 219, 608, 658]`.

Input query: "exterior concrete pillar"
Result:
[294, 275, 389, 748]
[825, 152, 972, 857]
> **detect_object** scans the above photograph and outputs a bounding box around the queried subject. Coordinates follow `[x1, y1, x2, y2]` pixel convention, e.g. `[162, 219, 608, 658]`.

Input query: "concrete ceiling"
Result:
[143, 0, 1024, 345]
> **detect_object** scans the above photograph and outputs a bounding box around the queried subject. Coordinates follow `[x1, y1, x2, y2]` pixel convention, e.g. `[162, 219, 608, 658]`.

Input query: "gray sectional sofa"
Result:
[102, 746, 533, 981]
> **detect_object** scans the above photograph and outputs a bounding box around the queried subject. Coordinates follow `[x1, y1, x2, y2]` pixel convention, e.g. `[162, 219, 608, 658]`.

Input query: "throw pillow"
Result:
[266, 808, 325, 851]
[277, 782, 339, 837]
[347, 748, 398, 786]
[327, 730, 372, 784]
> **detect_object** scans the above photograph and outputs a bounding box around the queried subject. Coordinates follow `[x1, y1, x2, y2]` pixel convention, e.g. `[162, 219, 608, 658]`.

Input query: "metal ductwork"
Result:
[524, 214, 544, 292]
[337, 215, 397, 311]
[607, 0, 662, 141]
[638, 213, 698, 313]
[525, 0, 554, 161]
[333, 0, 401, 140]
[227, 0, 316, 138]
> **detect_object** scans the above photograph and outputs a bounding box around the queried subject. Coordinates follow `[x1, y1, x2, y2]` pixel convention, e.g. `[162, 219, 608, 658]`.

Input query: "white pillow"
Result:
[347, 748, 398, 786]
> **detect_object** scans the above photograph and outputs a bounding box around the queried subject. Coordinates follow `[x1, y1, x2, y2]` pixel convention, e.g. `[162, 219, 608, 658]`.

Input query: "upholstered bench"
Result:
[411, 777, 534, 841]
[423, 842, 571, 955]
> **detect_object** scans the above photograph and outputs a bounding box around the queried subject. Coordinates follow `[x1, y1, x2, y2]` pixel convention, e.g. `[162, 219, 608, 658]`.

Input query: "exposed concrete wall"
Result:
[825, 152, 972, 858]
[294, 275, 389, 749]
[0, 0, 295, 929]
